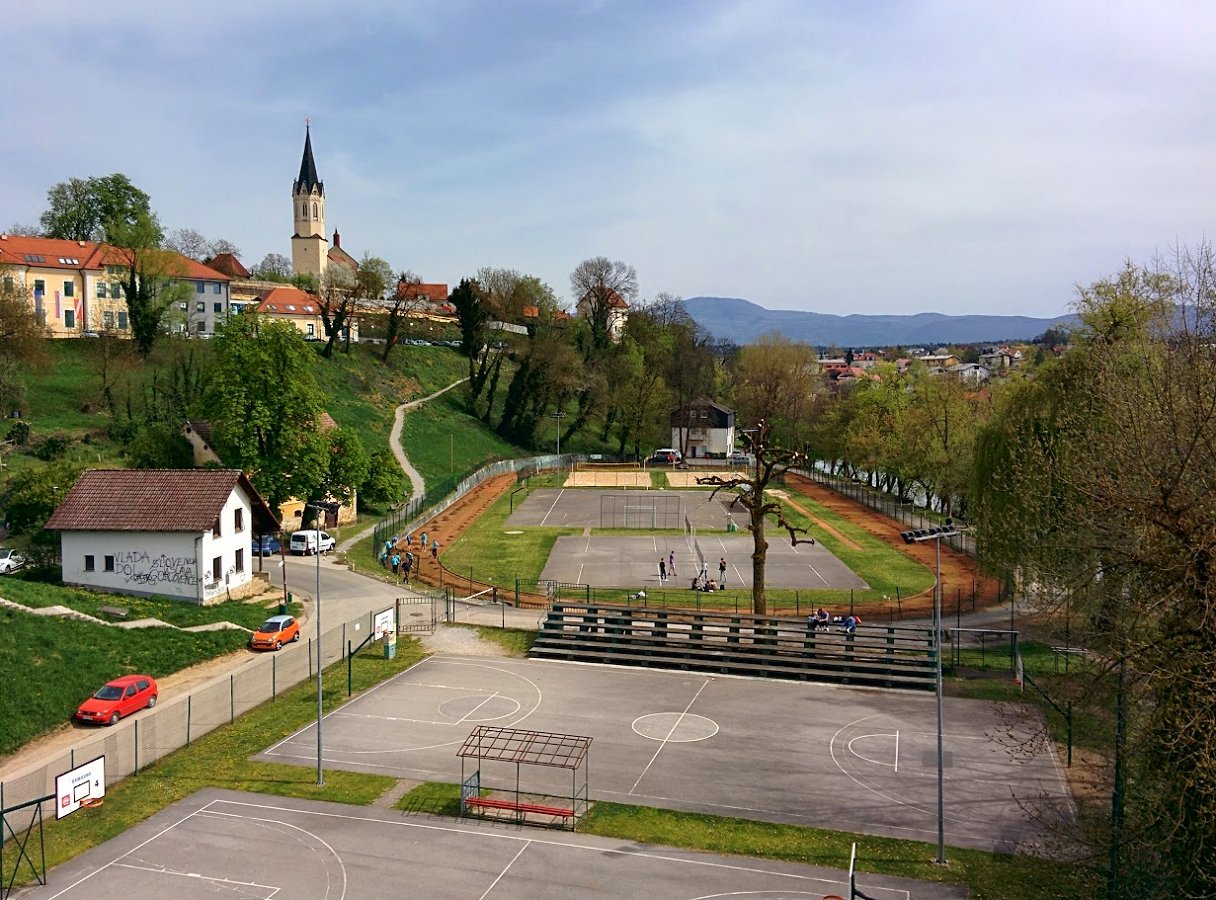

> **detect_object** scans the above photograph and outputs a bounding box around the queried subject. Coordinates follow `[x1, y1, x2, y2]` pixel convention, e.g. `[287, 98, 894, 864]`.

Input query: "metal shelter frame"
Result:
[1, 790, 51, 899]
[458, 726, 592, 830]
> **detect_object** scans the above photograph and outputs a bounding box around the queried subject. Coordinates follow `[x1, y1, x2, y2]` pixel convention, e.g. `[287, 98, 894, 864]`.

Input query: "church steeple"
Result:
[294, 123, 323, 196]
[291, 119, 328, 277]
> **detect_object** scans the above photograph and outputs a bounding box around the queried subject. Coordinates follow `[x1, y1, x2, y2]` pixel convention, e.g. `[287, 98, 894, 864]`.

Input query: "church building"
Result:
[290, 124, 356, 281]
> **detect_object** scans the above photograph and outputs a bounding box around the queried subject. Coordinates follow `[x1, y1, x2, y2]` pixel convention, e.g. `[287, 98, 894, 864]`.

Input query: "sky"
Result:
[7, 1, 1214, 317]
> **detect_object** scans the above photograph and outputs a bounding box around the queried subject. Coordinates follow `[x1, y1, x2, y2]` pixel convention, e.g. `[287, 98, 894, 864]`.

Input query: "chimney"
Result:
[78, 240, 87, 246]
[332, 229, 340, 248]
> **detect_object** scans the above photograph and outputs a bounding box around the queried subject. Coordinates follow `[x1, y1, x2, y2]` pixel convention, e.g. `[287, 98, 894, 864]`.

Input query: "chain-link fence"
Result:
[0, 608, 383, 818]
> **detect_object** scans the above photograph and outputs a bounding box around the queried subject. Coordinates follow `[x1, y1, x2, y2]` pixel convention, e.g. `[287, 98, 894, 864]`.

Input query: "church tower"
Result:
[291, 122, 328, 278]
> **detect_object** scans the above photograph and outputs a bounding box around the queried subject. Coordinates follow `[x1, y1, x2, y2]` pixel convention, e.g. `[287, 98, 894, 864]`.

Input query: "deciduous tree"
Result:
[40, 173, 163, 244]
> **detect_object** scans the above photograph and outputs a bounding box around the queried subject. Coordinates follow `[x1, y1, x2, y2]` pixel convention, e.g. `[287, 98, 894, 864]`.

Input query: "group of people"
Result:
[808, 607, 862, 634]
[659, 554, 730, 592]
[379, 530, 442, 581]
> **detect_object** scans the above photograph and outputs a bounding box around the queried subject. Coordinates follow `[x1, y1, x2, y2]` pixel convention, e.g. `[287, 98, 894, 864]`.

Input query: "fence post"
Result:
[272, 654, 276, 700]
[309, 638, 313, 679]
[187, 695, 192, 745]
[134, 720, 140, 775]
[230, 674, 235, 724]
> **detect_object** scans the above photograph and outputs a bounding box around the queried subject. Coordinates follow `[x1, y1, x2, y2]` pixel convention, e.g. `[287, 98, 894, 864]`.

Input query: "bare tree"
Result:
[570, 256, 638, 353]
[697, 419, 813, 614]
[164, 227, 209, 260]
[379, 270, 428, 363]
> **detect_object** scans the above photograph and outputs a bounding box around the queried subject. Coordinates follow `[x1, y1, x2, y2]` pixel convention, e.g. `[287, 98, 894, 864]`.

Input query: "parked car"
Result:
[648, 448, 683, 466]
[728, 450, 754, 466]
[249, 614, 301, 651]
[0, 548, 26, 574]
[289, 529, 336, 555]
[74, 675, 157, 726]
[251, 534, 282, 557]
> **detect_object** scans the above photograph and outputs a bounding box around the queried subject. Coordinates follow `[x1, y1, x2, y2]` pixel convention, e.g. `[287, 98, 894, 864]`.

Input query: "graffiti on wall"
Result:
[114, 550, 201, 587]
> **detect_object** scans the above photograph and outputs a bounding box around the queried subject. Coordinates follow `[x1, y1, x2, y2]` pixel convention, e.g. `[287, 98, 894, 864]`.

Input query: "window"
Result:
[118, 311, 128, 329]
[213, 517, 222, 538]
[33, 279, 45, 294]
[104, 555, 115, 572]
[196, 282, 205, 293]
[234, 508, 244, 532]
[213, 283, 222, 294]
[301, 201, 308, 218]
[307, 324, 315, 337]
[84, 555, 95, 572]
[235, 549, 245, 574]
[113, 282, 124, 298]
[3, 276, 13, 291]
[212, 556, 222, 582]
[23, 254, 46, 263]
[312, 201, 318, 219]
[196, 321, 206, 333]
[213, 302, 222, 313]
[196, 301, 206, 313]
[179, 302, 188, 311]
[64, 309, 75, 328]
[97, 282, 107, 298]
[63, 281, 74, 298]
[103, 311, 114, 330]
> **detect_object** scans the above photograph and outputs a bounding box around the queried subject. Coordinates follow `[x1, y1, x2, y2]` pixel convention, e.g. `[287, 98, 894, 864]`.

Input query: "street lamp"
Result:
[901, 520, 960, 866]
[305, 502, 327, 786]
[549, 411, 566, 457]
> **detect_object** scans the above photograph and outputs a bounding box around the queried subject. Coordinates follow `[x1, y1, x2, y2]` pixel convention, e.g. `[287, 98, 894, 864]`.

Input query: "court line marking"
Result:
[538, 489, 566, 526]
[200, 798, 879, 893]
[478, 841, 531, 900]
[264, 657, 542, 757]
[806, 562, 829, 585]
[456, 691, 503, 724]
[629, 678, 712, 794]
[111, 862, 280, 896]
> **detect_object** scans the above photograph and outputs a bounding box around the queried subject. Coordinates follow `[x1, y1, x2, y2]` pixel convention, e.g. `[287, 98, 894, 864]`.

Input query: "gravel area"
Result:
[419, 625, 508, 656]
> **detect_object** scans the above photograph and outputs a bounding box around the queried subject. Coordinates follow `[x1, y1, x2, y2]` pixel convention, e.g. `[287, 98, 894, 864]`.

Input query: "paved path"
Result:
[337, 376, 468, 554]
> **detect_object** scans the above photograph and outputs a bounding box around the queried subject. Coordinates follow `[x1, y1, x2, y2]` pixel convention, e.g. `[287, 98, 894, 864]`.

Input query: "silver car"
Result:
[0, 548, 26, 574]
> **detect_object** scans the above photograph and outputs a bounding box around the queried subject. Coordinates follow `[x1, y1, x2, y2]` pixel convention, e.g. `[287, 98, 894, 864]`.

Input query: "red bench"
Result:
[465, 796, 574, 820]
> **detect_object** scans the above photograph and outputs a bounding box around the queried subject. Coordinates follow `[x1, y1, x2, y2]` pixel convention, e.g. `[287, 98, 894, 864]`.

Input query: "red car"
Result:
[74, 675, 158, 726]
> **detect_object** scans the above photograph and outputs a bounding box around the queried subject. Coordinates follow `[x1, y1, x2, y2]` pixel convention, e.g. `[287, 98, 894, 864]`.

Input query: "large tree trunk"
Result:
[750, 505, 769, 615]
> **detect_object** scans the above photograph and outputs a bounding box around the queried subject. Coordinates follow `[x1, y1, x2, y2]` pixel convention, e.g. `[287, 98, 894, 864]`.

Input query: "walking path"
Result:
[0, 596, 250, 633]
[336, 376, 468, 554]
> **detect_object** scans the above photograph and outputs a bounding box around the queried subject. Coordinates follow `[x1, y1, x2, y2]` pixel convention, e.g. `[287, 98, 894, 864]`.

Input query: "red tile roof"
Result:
[254, 286, 321, 315]
[207, 253, 250, 278]
[0, 234, 108, 271]
[98, 246, 230, 281]
[46, 469, 278, 532]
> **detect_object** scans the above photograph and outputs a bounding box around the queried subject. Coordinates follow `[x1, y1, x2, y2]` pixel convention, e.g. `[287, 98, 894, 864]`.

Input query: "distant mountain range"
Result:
[684, 297, 1075, 348]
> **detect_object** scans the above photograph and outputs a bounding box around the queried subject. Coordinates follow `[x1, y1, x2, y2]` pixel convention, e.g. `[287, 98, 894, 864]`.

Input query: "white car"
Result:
[0, 548, 26, 574]
[288, 530, 336, 555]
[728, 451, 754, 466]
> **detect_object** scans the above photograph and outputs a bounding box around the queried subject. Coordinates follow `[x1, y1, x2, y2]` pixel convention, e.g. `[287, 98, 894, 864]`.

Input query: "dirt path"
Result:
[784, 471, 1002, 618]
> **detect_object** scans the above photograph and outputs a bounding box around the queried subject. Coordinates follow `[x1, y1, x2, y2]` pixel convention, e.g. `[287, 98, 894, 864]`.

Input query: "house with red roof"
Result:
[46, 469, 279, 604]
[0, 233, 232, 338]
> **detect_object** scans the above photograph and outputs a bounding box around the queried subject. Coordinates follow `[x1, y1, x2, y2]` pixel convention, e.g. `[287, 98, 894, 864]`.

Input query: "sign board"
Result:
[56, 755, 106, 818]
[374, 606, 395, 640]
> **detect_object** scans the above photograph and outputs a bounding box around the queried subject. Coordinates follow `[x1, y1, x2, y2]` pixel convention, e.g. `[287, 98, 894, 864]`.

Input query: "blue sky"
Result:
[8, 1, 1213, 317]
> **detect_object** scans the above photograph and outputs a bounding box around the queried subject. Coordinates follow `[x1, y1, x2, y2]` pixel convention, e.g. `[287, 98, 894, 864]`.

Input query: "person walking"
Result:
[431, 540, 439, 560]
[421, 531, 428, 549]
[659, 558, 667, 584]
[390, 552, 401, 576]
[668, 550, 676, 577]
[402, 557, 412, 582]
[718, 557, 727, 586]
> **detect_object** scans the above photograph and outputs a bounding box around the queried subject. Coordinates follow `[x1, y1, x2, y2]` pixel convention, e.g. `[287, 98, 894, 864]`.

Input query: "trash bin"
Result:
[383, 630, 397, 660]
[279, 602, 288, 615]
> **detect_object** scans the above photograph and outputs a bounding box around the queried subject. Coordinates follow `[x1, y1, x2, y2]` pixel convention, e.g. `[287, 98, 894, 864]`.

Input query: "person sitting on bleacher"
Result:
[840, 614, 861, 635]
[812, 607, 830, 630]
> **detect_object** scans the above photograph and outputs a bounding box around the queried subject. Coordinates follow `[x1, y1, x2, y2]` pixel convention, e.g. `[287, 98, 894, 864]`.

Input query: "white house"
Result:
[47, 469, 280, 604]
[671, 398, 736, 459]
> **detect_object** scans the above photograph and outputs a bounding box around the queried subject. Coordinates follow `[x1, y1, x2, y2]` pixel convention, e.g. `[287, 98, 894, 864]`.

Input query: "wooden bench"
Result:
[464, 796, 574, 821]
[99, 605, 129, 619]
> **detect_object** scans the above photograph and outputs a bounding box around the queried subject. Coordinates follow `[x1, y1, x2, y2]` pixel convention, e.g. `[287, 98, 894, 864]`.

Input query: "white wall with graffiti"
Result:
[59, 490, 258, 604]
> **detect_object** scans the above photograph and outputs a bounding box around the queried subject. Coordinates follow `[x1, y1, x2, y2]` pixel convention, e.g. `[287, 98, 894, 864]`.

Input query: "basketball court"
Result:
[257, 656, 1072, 854]
[509, 488, 868, 590]
[20, 788, 963, 899]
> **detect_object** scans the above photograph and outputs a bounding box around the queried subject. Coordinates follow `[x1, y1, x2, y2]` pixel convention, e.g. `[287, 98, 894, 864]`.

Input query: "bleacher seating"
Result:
[528, 603, 937, 691]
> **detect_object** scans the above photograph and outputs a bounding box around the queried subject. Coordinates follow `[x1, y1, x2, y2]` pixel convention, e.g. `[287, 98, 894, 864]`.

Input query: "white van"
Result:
[289, 530, 336, 555]
[650, 448, 683, 465]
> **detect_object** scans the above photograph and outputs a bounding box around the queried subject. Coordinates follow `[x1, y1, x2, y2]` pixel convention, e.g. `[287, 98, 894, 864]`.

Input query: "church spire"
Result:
[294, 121, 323, 196]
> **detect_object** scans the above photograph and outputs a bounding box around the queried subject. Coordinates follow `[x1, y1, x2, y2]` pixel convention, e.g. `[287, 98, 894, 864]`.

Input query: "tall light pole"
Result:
[549, 411, 566, 457]
[305, 502, 326, 786]
[902, 520, 959, 866]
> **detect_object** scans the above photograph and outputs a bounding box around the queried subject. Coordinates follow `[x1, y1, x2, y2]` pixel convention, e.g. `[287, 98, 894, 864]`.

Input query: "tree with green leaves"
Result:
[203, 315, 329, 509]
[0, 460, 86, 565]
[361, 448, 409, 505]
[107, 213, 190, 357]
[972, 247, 1216, 897]
[40, 173, 163, 244]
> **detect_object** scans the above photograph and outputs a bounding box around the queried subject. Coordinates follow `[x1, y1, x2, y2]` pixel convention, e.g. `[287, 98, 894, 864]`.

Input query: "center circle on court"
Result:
[632, 712, 719, 742]
[437, 694, 522, 722]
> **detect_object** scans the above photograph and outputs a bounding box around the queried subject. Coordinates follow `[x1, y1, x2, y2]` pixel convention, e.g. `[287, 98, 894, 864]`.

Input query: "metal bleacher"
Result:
[529, 604, 938, 691]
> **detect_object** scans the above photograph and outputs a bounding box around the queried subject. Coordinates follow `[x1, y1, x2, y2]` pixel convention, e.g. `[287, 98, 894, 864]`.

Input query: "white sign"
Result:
[374, 607, 395, 640]
[56, 755, 106, 819]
